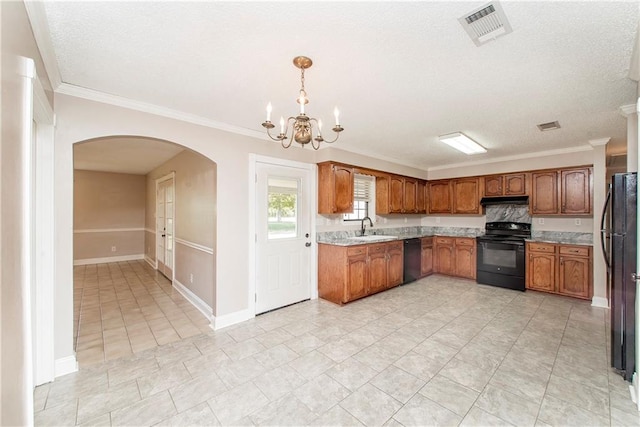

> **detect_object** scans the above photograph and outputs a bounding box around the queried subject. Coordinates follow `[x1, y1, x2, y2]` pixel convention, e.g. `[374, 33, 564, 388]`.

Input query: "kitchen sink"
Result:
[348, 235, 398, 242]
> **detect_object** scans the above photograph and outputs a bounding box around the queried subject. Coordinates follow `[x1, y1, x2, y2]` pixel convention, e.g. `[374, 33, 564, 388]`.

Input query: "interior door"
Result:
[156, 175, 175, 279]
[255, 162, 312, 314]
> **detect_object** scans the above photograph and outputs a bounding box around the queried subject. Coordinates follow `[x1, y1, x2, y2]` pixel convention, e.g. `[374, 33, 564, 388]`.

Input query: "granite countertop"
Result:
[317, 227, 481, 246]
[528, 231, 593, 246]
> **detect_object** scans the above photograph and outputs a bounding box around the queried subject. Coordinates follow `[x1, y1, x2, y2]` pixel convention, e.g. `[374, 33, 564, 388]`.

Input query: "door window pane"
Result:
[268, 177, 298, 239]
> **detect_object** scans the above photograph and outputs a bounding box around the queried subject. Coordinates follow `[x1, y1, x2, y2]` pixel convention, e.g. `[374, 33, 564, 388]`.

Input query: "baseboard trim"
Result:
[591, 296, 609, 308]
[55, 355, 78, 378]
[211, 308, 254, 330]
[144, 255, 157, 269]
[173, 279, 213, 322]
[73, 254, 144, 266]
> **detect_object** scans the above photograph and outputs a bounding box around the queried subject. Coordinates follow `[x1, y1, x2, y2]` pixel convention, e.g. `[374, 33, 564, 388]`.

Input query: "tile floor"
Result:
[37, 272, 640, 426]
[73, 261, 212, 366]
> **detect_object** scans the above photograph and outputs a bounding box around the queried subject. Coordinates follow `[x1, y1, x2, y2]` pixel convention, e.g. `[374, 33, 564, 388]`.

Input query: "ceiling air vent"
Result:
[537, 121, 561, 132]
[459, 1, 512, 46]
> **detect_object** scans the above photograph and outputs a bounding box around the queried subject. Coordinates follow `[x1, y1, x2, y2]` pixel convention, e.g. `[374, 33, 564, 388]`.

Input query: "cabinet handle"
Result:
[560, 257, 563, 265]
[530, 254, 532, 260]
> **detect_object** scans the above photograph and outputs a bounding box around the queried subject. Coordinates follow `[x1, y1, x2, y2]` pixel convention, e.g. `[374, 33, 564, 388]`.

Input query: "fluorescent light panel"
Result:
[439, 132, 487, 155]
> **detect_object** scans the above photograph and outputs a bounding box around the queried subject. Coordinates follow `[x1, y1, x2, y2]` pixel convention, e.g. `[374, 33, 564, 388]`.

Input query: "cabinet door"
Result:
[434, 238, 454, 275]
[454, 239, 476, 279]
[346, 254, 368, 302]
[333, 165, 355, 213]
[504, 173, 527, 195]
[560, 168, 591, 214]
[404, 178, 417, 213]
[389, 176, 404, 213]
[416, 180, 427, 214]
[375, 175, 390, 215]
[453, 178, 480, 214]
[484, 176, 503, 197]
[428, 181, 452, 214]
[526, 252, 556, 292]
[558, 256, 591, 299]
[421, 239, 433, 277]
[387, 242, 404, 288]
[368, 245, 388, 295]
[531, 172, 558, 214]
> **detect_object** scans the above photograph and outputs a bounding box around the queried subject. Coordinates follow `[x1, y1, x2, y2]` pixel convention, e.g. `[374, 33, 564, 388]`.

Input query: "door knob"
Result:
[305, 242, 311, 247]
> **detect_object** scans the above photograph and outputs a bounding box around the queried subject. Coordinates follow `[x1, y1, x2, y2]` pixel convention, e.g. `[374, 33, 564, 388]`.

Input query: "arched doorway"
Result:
[72, 136, 217, 366]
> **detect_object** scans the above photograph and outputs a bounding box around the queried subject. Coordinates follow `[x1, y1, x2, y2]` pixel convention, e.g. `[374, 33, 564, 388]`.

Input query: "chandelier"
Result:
[262, 56, 343, 150]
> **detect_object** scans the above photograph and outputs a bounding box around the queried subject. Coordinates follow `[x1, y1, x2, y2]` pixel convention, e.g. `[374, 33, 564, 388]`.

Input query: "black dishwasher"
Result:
[403, 238, 421, 284]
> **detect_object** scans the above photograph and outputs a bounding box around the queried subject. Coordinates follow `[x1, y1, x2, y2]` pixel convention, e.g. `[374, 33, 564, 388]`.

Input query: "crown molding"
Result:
[23, 1, 62, 89]
[589, 137, 610, 147]
[56, 83, 269, 141]
[427, 145, 594, 172]
[620, 103, 638, 117]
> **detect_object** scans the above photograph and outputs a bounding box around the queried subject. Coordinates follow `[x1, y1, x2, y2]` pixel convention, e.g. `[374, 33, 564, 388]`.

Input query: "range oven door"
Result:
[476, 239, 526, 291]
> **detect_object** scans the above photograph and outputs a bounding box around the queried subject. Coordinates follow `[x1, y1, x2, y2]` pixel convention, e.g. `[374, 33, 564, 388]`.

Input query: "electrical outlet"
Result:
[190, 273, 194, 283]
[383, 217, 388, 224]
[436, 217, 441, 224]
[111, 246, 116, 252]
[538, 218, 544, 225]
[404, 217, 408, 223]
[575, 218, 581, 226]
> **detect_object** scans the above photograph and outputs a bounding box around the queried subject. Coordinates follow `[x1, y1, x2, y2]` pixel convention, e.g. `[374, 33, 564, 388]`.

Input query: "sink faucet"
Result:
[360, 216, 373, 236]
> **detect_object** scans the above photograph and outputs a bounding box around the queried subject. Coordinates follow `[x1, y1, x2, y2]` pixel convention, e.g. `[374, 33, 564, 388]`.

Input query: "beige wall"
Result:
[1, 1, 54, 424]
[145, 149, 217, 309]
[73, 170, 146, 261]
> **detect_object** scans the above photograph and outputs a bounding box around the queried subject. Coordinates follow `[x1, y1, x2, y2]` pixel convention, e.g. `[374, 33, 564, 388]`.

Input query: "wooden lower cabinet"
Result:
[318, 241, 404, 304]
[454, 238, 476, 280]
[387, 241, 404, 287]
[526, 242, 592, 299]
[434, 236, 476, 280]
[420, 237, 433, 277]
[434, 237, 454, 275]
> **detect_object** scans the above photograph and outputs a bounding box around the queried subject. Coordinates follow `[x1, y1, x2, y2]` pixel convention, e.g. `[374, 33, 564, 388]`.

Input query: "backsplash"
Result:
[486, 204, 531, 223]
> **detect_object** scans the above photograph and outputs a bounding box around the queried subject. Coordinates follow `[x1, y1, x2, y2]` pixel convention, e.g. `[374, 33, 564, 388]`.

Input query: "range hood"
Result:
[480, 195, 529, 206]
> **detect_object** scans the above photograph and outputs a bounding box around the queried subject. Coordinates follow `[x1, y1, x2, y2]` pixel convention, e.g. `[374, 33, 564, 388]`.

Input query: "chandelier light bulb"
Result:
[279, 116, 285, 134]
[266, 102, 272, 122]
[334, 107, 340, 126]
[318, 119, 323, 135]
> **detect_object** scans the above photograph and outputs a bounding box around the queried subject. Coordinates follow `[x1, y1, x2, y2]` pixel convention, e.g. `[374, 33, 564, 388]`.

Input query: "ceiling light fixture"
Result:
[262, 56, 343, 150]
[439, 132, 487, 155]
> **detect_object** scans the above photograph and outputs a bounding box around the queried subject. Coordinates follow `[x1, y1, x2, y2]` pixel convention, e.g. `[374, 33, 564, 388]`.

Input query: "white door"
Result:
[156, 175, 175, 279]
[255, 162, 312, 314]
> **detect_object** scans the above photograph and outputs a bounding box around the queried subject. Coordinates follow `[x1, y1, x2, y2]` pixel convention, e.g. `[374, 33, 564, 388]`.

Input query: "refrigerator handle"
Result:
[600, 184, 612, 271]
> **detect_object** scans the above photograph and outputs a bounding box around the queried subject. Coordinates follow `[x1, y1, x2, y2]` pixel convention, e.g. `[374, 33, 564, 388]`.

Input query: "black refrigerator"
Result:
[603, 172, 637, 381]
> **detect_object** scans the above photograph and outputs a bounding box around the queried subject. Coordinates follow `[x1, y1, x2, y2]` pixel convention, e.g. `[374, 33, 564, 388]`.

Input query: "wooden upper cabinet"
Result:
[453, 178, 481, 214]
[389, 175, 404, 213]
[404, 178, 418, 213]
[416, 180, 427, 214]
[317, 162, 354, 214]
[484, 173, 527, 197]
[531, 171, 558, 215]
[504, 173, 527, 195]
[484, 175, 503, 197]
[428, 180, 453, 214]
[375, 174, 390, 215]
[560, 168, 591, 214]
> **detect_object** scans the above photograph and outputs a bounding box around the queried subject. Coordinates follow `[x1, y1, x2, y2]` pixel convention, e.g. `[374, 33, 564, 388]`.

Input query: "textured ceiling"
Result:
[42, 1, 639, 170]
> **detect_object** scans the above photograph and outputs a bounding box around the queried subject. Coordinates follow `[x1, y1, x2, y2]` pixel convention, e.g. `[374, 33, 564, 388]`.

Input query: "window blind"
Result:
[354, 175, 373, 202]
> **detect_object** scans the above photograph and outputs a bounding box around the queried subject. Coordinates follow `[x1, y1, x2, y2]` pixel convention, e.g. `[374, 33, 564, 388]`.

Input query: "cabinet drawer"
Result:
[368, 243, 387, 255]
[421, 237, 433, 247]
[387, 241, 403, 251]
[347, 246, 367, 257]
[559, 245, 590, 257]
[455, 238, 474, 247]
[527, 242, 556, 253]
[435, 237, 454, 245]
